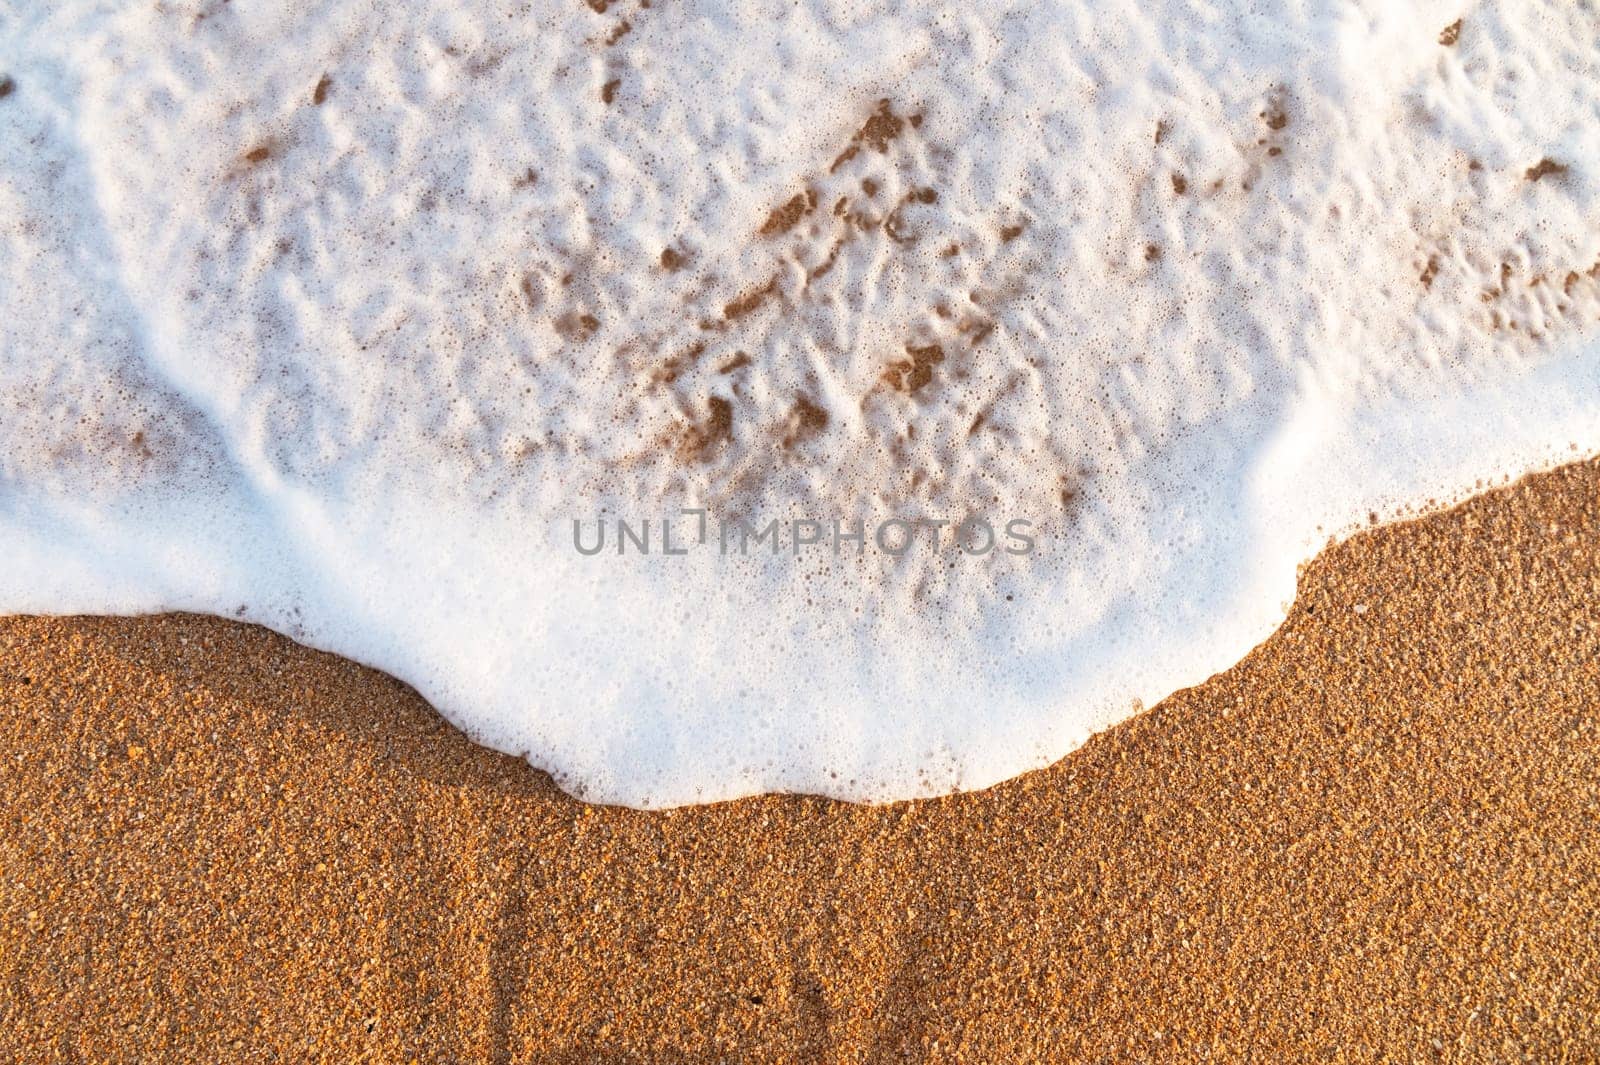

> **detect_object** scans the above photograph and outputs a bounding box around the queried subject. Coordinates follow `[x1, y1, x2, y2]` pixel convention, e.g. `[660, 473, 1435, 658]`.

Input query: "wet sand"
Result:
[2, 459, 1598, 1062]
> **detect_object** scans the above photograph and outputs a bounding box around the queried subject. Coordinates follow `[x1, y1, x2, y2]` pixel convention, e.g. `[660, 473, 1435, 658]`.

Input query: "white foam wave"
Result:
[2, 0, 1597, 805]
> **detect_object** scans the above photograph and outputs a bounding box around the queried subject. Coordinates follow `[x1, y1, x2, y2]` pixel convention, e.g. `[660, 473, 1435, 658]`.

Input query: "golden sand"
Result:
[2, 460, 1598, 1062]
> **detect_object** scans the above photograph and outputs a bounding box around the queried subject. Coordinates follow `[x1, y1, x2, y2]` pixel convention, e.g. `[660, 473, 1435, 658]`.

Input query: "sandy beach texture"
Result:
[3, 458, 1599, 1062]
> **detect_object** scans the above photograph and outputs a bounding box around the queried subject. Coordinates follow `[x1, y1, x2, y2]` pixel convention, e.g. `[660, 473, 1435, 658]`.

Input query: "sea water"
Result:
[2, 0, 1597, 805]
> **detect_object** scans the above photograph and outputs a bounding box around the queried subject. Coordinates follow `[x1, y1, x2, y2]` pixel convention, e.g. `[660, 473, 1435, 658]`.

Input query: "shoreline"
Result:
[3, 458, 1599, 1060]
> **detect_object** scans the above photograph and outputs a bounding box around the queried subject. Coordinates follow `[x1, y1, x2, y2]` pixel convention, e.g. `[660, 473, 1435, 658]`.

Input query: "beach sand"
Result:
[2, 458, 1598, 1062]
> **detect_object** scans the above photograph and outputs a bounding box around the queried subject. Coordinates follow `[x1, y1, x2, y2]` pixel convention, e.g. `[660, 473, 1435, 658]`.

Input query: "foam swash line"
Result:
[2, 0, 1598, 805]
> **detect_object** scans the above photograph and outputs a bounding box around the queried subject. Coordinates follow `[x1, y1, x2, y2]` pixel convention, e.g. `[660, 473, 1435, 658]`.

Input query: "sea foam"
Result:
[2, 0, 1598, 805]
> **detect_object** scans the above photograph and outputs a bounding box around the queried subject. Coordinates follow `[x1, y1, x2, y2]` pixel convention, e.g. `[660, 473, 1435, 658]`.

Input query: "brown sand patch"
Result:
[2, 467, 1598, 1061]
[759, 190, 818, 237]
[781, 395, 829, 449]
[1421, 254, 1440, 289]
[883, 342, 946, 394]
[1526, 158, 1568, 183]
[830, 99, 909, 172]
[680, 394, 733, 460]
[650, 341, 706, 386]
[553, 310, 600, 341]
[722, 276, 779, 321]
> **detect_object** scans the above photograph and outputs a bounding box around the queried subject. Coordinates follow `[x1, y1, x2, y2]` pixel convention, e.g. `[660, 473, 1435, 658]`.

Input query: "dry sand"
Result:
[2, 459, 1599, 1062]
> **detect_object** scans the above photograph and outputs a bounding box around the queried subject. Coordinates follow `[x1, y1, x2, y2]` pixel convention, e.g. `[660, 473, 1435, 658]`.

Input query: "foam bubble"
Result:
[2, 0, 1598, 805]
